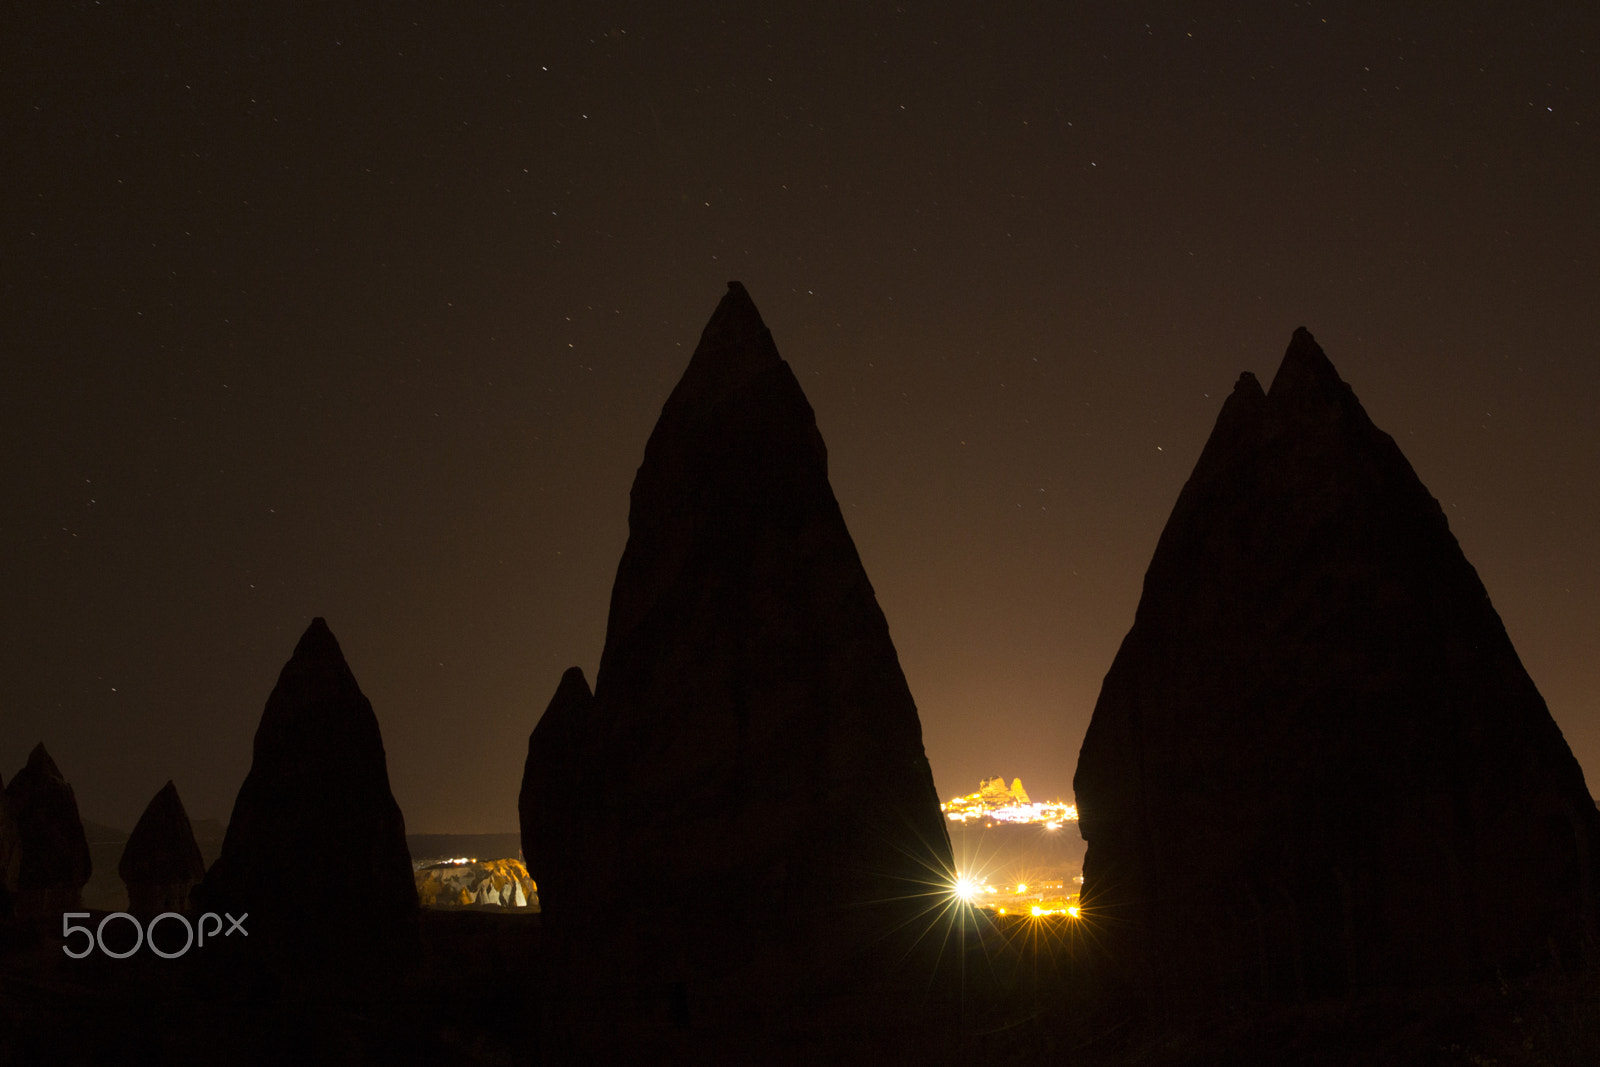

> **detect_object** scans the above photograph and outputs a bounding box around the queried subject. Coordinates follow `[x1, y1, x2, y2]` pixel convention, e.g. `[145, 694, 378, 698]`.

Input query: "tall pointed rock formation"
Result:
[518, 665, 591, 906]
[119, 780, 206, 918]
[528, 282, 952, 1043]
[2, 744, 92, 919]
[200, 618, 416, 962]
[1075, 328, 1600, 1011]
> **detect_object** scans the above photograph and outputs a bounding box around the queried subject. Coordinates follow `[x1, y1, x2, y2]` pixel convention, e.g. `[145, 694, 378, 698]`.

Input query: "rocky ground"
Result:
[2, 907, 1598, 1065]
[0, 907, 541, 1065]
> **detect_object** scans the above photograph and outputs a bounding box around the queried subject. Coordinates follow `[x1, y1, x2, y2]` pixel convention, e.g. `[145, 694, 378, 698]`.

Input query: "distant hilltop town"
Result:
[941, 777, 1078, 827]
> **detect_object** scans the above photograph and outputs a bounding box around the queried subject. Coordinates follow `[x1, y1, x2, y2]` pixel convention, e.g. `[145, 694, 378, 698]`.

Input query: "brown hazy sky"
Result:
[3, 1, 1596, 833]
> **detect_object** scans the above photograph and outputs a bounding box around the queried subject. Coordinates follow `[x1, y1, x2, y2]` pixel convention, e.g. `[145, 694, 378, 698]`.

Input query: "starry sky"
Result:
[3, 1, 1596, 835]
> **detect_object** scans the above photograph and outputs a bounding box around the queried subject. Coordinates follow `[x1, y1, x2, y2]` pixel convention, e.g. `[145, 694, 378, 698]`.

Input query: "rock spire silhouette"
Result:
[199, 617, 416, 964]
[119, 780, 206, 918]
[1075, 328, 1600, 1012]
[1, 744, 92, 920]
[525, 282, 953, 1053]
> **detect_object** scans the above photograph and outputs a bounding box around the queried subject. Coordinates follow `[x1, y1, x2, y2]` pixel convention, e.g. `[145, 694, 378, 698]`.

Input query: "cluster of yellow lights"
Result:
[952, 874, 1079, 919]
[989, 902, 1081, 918]
[960, 879, 1053, 896]
[941, 796, 1079, 827]
[992, 902, 1080, 916]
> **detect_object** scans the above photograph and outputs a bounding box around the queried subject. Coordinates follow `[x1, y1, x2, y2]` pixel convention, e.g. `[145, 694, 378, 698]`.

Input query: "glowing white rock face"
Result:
[414, 857, 537, 909]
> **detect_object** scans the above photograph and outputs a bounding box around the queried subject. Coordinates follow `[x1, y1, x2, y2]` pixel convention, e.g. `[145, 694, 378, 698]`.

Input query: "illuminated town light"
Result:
[940, 778, 1078, 827]
[953, 876, 980, 903]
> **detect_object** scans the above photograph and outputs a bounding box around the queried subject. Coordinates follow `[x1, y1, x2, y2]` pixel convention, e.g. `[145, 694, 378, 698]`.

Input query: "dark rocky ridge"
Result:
[525, 282, 954, 1054]
[1, 745, 92, 920]
[119, 780, 206, 918]
[198, 617, 417, 964]
[1074, 328, 1600, 1014]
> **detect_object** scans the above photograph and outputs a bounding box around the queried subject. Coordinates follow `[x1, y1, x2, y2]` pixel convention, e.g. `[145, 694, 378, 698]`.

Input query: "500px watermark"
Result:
[61, 911, 248, 959]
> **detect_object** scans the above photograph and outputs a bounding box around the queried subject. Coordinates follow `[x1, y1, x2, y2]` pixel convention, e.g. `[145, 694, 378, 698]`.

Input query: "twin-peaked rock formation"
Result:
[200, 618, 416, 963]
[978, 775, 1030, 807]
[523, 283, 952, 1043]
[0, 745, 92, 919]
[1075, 328, 1600, 1011]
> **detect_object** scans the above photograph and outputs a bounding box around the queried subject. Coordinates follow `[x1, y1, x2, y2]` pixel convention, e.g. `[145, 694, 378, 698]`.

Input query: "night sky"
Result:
[4, 2, 1596, 835]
